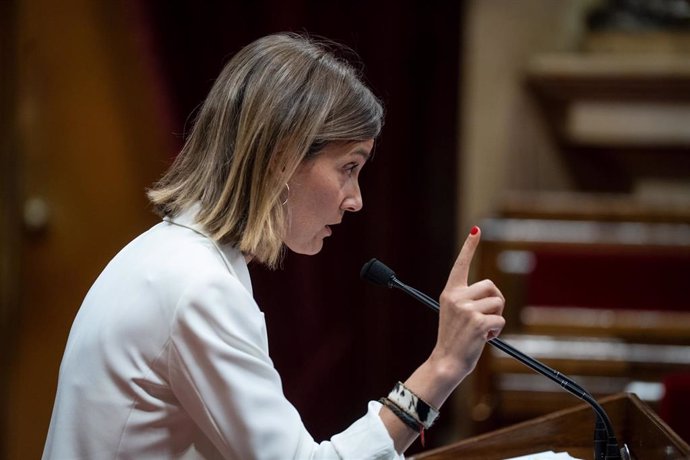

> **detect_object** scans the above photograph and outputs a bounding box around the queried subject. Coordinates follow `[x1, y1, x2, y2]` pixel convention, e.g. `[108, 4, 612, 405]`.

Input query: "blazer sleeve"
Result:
[168, 271, 402, 460]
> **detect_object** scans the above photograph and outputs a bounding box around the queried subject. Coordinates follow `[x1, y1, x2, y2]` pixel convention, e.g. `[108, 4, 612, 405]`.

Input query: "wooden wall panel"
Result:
[3, 1, 172, 458]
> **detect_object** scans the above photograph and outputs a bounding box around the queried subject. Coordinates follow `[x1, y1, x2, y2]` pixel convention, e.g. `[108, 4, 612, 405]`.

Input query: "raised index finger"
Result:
[445, 226, 481, 289]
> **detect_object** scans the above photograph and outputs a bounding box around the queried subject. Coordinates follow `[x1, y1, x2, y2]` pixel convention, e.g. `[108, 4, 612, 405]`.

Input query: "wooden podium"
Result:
[412, 393, 689, 460]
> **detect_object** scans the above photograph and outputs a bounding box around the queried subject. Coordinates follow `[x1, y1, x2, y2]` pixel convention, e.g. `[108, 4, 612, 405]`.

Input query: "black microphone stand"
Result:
[361, 258, 630, 460]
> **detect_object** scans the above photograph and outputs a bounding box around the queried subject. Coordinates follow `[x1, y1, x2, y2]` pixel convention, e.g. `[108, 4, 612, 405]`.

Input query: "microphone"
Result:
[361, 258, 630, 460]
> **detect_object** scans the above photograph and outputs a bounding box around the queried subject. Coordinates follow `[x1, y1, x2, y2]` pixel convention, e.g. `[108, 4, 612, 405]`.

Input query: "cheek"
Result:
[288, 168, 343, 226]
[302, 177, 340, 210]
[301, 193, 331, 225]
[289, 189, 324, 227]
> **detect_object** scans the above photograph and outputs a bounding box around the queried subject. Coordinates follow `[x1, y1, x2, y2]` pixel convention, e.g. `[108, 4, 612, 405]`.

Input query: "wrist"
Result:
[426, 349, 472, 388]
[400, 356, 468, 411]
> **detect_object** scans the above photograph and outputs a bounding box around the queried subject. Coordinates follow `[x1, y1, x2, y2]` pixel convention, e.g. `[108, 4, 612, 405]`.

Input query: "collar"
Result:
[163, 204, 253, 295]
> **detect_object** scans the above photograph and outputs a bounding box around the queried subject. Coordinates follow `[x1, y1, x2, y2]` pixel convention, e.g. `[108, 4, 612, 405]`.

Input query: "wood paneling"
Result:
[3, 1, 172, 458]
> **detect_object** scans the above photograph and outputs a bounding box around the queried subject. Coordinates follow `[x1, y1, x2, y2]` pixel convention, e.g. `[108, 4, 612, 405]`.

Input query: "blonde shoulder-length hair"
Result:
[147, 33, 383, 268]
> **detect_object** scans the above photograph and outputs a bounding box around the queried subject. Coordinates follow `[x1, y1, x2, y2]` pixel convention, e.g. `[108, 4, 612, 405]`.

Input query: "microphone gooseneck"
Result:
[361, 258, 628, 460]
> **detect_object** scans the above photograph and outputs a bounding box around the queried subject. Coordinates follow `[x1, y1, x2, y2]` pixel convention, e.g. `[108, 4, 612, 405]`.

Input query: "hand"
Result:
[380, 227, 506, 452]
[430, 226, 505, 382]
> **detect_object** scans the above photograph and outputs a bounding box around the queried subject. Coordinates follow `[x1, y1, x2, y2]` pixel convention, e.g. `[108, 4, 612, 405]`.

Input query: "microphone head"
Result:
[360, 258, 396, 287]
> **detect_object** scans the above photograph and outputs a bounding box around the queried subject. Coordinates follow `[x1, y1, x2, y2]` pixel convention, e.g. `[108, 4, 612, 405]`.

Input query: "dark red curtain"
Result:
[142, 1, 462, 453]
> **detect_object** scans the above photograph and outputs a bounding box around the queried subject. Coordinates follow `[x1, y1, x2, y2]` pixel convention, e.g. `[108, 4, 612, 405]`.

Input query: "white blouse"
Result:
[43, 207, 402, 459]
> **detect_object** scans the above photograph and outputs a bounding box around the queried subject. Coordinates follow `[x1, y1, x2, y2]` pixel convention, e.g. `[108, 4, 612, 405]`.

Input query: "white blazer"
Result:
[43, 206, 402, 459]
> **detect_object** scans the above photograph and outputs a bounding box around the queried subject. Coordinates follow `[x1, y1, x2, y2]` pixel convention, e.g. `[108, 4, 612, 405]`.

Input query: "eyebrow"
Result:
[352, 148, 373, 162]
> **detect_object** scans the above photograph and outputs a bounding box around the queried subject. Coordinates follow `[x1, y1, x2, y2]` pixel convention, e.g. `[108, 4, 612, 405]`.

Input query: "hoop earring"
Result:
[281, 183, 290, 206]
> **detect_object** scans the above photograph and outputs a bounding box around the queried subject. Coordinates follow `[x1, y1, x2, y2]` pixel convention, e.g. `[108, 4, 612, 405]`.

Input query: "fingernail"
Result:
[470, 226, 479, 235]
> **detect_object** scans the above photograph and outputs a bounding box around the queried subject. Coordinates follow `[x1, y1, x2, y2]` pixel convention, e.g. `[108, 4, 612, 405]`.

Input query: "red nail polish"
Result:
[470, 226, 479, 235]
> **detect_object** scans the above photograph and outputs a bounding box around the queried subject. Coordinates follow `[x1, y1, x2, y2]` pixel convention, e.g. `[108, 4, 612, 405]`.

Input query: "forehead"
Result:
[319, 139, 374, 160]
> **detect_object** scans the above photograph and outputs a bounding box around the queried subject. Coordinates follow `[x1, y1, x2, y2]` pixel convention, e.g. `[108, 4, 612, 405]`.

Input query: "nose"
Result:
[341, 181, 363, 213]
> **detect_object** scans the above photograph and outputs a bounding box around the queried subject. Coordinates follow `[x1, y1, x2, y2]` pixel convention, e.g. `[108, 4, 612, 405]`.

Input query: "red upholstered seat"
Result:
[660, 372, 690, 443]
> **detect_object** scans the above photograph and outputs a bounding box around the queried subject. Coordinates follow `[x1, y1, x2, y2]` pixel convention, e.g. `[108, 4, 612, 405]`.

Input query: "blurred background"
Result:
[2, 0, 690, 459]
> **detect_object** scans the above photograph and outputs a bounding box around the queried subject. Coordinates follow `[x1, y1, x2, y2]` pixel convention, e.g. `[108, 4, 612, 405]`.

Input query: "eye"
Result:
[343, 162, 360, 176]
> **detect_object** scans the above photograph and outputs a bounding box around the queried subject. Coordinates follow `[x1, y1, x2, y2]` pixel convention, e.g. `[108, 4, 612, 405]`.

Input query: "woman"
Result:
[43, 33, 505, 459]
